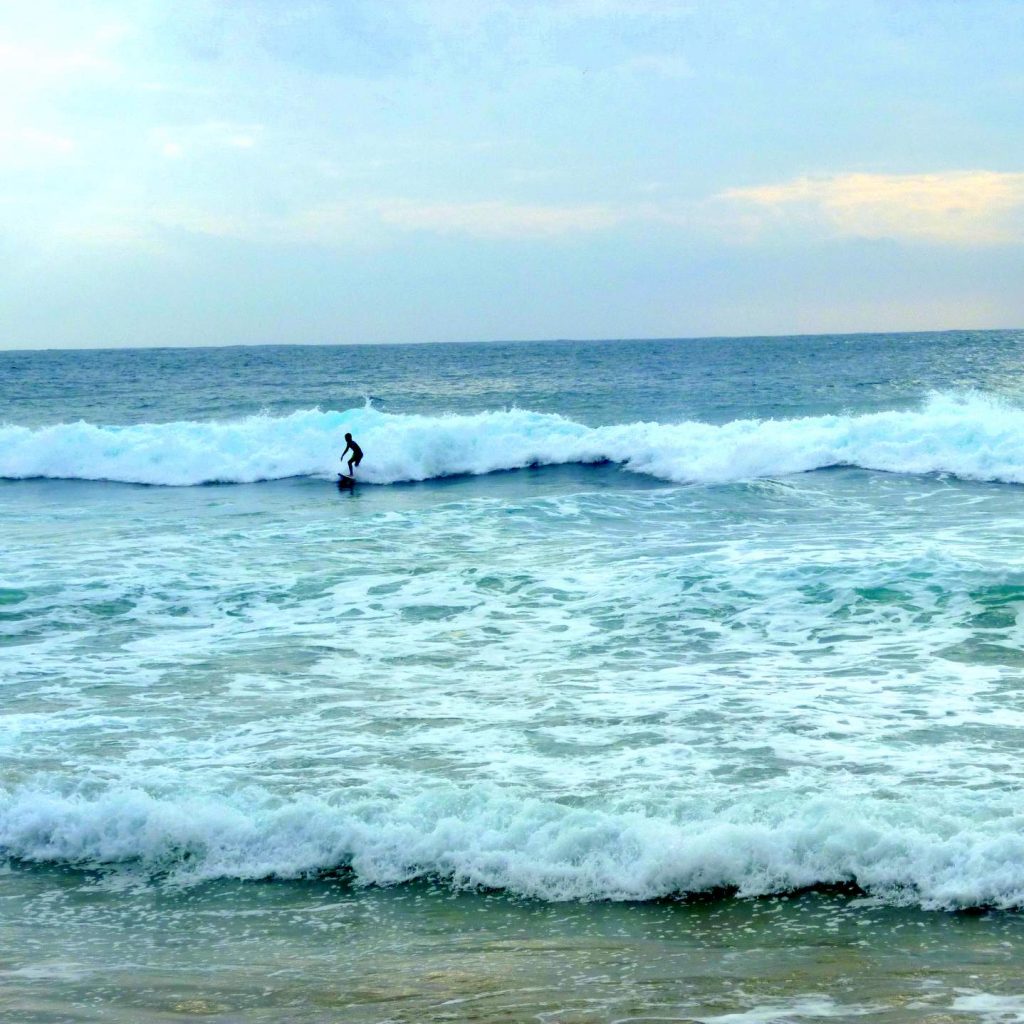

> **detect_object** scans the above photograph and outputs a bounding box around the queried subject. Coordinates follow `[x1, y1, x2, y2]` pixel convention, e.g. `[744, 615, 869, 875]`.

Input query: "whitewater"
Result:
[5, 782, 1024, 908]
[4, 391, 1024, 487]
[5, 333, 1024, 1022]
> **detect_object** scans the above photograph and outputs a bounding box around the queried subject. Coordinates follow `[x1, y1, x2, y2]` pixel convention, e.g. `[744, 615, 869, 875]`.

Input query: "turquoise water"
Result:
[4, 331, 1024, 1021]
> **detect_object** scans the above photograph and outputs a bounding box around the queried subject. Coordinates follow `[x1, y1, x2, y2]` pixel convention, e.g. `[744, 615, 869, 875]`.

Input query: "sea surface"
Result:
[4, 330, 1024, 1023]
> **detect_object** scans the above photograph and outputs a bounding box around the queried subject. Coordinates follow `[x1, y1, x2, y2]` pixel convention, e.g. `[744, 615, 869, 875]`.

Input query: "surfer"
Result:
[341, 433, 363, 477]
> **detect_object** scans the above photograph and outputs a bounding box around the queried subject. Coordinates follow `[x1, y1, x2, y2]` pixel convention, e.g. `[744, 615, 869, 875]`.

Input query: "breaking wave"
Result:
[3, 392, 1024, 487]
[3, 783, 1024, 908]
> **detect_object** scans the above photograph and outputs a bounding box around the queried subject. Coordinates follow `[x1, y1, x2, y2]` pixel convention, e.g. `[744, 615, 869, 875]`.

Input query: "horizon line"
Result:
[2, 325, 1021, 356]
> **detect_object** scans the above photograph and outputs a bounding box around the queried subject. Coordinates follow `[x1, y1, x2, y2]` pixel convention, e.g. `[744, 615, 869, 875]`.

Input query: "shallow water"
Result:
[4, 865, 1024, 1023]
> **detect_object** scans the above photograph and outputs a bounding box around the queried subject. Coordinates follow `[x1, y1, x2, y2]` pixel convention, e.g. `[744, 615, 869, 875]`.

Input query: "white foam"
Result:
[951, 993, 1024, 1023]
[693, 997, 869, 1022]
[4, 784, 1024, 907]
[4, 392, 1024, 487]
[7, 393, 1024, 909]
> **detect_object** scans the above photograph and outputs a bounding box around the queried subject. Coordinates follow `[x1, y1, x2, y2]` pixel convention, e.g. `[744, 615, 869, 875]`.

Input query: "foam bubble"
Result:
[4, 784, 1024, 908]
[951, 994, 1024, 1023]
[4, 392, 1024, 487]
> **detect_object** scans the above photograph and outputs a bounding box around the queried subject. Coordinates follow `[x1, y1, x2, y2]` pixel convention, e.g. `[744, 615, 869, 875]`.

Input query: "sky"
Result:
[1, 0, 1023, 349]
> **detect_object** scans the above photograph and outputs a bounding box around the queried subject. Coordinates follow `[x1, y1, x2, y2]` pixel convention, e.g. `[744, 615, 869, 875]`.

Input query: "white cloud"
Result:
[26, 170, 1024, 256]
[49, 197, 634, 250]
[720, 171, 1024, 245]
[149, 123, 264, 160]
[374, 199, 628, 238]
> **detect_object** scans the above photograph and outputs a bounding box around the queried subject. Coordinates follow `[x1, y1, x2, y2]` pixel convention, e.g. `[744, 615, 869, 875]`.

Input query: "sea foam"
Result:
[3, 783, 1024, 908]
[3, 392, 1024, 487]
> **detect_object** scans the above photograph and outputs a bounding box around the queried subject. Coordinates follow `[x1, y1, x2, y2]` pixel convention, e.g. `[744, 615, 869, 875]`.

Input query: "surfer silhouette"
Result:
[341, 433, 363, 477]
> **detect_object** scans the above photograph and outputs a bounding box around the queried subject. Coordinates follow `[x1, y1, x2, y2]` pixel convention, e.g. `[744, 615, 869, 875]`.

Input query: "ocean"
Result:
[3, 330, 1024, 1023]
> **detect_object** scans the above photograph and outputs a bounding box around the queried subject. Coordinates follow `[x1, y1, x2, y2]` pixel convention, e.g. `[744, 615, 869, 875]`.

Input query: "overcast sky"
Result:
[2, 0, 1023, 349]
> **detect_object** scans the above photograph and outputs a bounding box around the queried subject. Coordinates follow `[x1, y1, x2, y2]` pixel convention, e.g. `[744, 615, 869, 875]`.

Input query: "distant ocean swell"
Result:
[3, 784, 1023, 908]
[3, 392, 1024, 488]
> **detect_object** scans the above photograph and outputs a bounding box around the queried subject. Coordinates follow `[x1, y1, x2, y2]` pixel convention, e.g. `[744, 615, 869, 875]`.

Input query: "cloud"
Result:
[148, 122, 264, 159]
[49, 197, 638, 250]
[720, 171, 1024, 245]
[373, 199, 628, 238]
[30, 170, 1024, 256]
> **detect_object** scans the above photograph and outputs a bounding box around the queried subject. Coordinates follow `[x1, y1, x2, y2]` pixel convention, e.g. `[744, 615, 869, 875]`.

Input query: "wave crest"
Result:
[3, 393, 1024, 487]
[3, 784, 1024, 908]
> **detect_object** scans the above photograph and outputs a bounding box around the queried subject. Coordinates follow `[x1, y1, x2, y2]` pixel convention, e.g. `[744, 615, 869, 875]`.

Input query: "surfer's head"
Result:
[344, 433, 352, 441]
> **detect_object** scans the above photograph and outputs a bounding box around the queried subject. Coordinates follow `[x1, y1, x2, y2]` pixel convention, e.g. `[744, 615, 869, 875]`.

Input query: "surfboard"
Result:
[337, 473, 356, 490]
